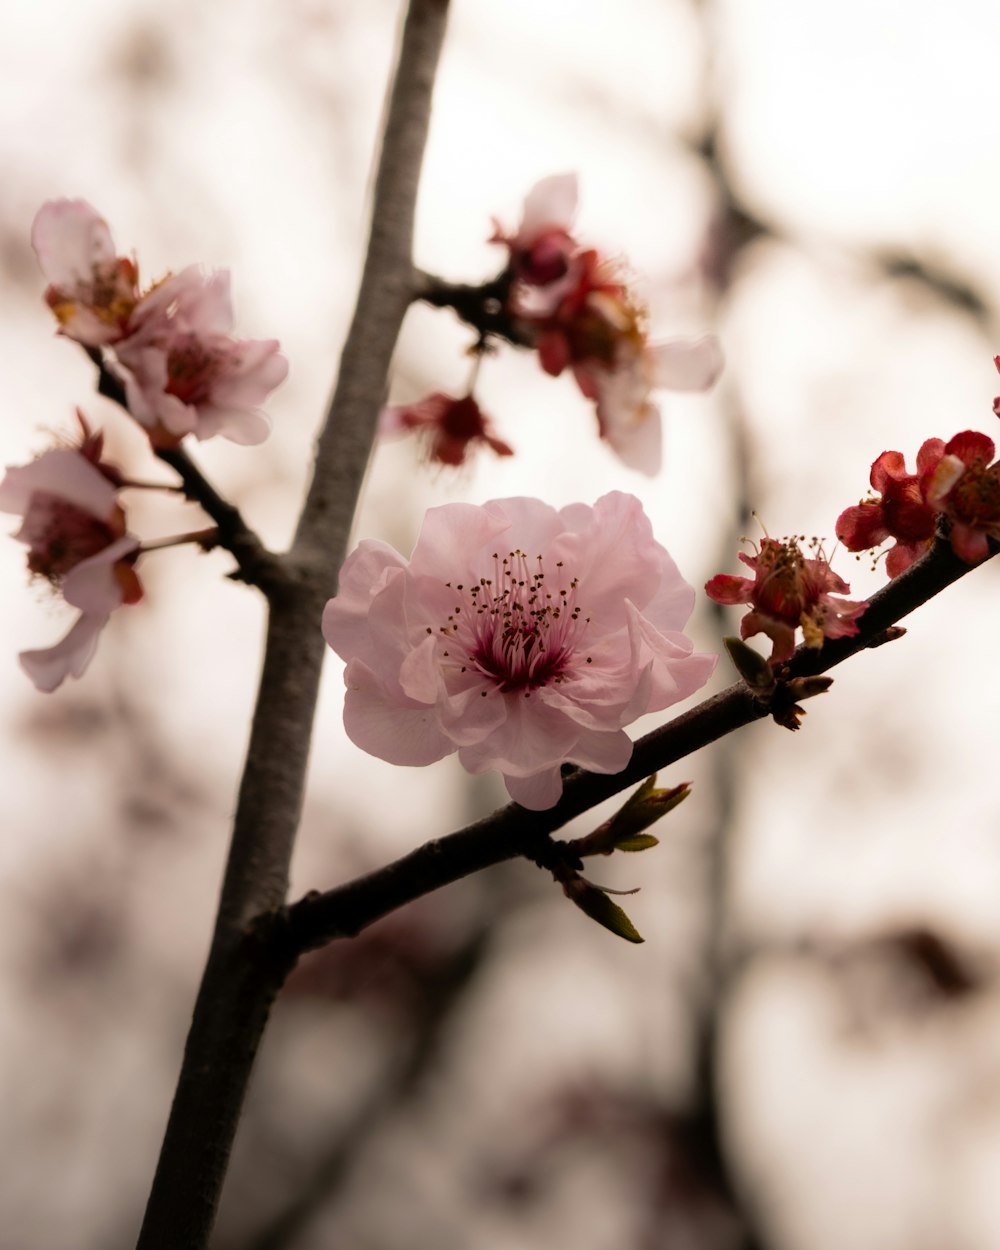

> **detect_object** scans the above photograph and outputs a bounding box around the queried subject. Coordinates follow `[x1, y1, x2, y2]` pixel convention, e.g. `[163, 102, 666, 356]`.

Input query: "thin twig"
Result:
[84, 346, 284, 593]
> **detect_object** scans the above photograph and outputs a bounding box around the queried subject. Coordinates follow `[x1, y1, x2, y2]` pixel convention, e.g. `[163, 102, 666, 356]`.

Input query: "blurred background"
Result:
[3, 1, 1000, 1247]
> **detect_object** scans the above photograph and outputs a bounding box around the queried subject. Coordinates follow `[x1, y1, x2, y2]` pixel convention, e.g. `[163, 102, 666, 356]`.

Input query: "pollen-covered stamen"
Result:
[20, 493, 121, 583]
[436, 550, 591, 692]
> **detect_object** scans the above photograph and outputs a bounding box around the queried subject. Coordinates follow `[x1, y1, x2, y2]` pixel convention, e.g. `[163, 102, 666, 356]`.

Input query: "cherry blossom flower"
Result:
[528, 248, 720, 475]
[323, 492, 717, 810]
[378, 392, 514, 466]
[836, 441, 943, 576]
[490, 177, 722, 473]
[0, 437, 141, 691]
[114, 267, 288, 447]
[31, 199, 140, 346]
[491, 173, 582, 318]
[924, 430, 1000, 563]
[32, 199, 288, 447]
[706, 537, 867, 664]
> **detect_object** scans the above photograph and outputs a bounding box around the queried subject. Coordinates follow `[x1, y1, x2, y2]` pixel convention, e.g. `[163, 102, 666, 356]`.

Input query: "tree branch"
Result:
[134, 3, 452, 1247]
[285, 535, 994, 954]
[291, 0, 452, 583]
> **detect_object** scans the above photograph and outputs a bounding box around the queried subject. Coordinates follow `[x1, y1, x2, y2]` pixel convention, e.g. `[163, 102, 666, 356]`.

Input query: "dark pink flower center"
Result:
[435, 550, 592, 694]
[166, 335, 225, 405]
[22, 492, 117, 582]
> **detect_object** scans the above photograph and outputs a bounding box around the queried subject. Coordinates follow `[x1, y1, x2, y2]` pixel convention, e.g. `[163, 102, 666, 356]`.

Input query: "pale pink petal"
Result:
[19, 612, 108, 693]
[518, 173, 578, 242]
[504, 767, 564, 810]
[343, 659, 453, 766]
[0, 448, 118, 522]
[31, 199, 115, 287]
[62, 535, 139, 612]
[649, 335, 724, 393]
[132, 266, 233, 337]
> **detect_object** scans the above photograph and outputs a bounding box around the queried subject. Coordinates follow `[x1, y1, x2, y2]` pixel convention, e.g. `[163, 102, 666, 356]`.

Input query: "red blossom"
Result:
[836, 440, 943, 577]
[925, 430, 1000, 563]
[378, 392, 514, 466]
[706, 537, 867, 664]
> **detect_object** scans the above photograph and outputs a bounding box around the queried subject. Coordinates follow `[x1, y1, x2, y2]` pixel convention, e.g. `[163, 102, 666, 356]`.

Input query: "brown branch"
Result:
[414, 267, 535, 347]
[291, 0, 452, 583]
[134, 4, 452, 1248]
[284, 535, 994, 954]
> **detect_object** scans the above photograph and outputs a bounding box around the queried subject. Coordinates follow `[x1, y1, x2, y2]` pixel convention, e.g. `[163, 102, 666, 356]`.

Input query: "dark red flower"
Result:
[706, 537, 867, 664]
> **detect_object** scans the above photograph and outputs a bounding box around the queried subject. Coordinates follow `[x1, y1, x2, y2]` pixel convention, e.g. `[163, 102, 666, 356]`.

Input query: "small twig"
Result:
[83, 346, 285, 594]
[413, 267, 535, 347]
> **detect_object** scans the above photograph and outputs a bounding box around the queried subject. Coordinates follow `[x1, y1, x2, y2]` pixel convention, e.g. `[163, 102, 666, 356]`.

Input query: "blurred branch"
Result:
[414, 267, 535, 347]
[285, 535, 994, 955]
[85, 346, 285, 592]
[136, 4, 452, 1248]
[242, 923, 493, 1250]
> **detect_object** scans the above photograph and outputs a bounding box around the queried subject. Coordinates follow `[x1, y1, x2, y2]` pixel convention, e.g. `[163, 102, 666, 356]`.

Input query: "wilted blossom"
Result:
[836, 441, 943, 576]
[0, 424, 141, 691]
[705, 537, 867, 664]
[31, 199, 140, 347]
[924, 430, 1000, 563]
[323, 492, 717, 810]
[378, 392, 514, 466]
[493, 178, 722, 475]
[31, 200, 288, 447]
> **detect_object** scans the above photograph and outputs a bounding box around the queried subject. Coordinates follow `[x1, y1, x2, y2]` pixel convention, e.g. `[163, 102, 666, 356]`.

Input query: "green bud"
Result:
[724, 636, 775, 692]
[562, 874, 644, 944]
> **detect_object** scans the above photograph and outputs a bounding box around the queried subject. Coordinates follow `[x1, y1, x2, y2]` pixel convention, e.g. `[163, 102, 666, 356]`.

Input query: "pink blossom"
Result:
[491, 173, 582, 317]
[114, 267, 288, 446]
[0, 441, 141, 691]
[706, 537, 867, 664]
[835, 441, 943, 577]
[587, 335, 724, 475]
[31, 199, 140, 346]
[323, 492, 717, 810]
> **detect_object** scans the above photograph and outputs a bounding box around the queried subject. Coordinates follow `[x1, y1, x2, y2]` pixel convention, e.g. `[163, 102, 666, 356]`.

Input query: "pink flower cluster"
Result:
[0, 416, 142, 691]
[323, 492, 716, 809]
[836, 430, 1000, 572]
[32, 199, 288, 447]
[705, 537, 867, 664]
[492, 174, 723, 474]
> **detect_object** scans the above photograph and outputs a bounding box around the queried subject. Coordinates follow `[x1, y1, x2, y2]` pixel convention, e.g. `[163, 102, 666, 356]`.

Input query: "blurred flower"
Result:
[836, 442, 942, 576]
[323, 492, 716, 809]
[0, 431, 141, 691]
[706, 537, 867, 663]
[924, 430, 1000, 563]
[378, 392, 514, 466]
[493, 177, 722, 474]
[114, 267, 288, 447]
[491, 172, 582, 317]
[31, 199, 140, 347]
